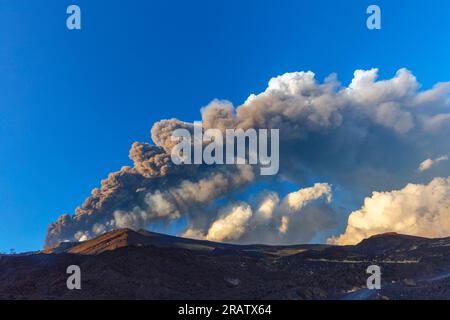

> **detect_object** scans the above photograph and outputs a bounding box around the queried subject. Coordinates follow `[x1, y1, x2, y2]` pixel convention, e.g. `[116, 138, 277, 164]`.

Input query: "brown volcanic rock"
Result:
[66, 229, 145, 255]
[63, 229, 243, 255]
[1, 229, 450, 300]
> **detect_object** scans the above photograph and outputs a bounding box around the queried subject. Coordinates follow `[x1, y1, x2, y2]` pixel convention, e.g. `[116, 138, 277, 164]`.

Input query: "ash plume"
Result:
[45, 68, 450, 248]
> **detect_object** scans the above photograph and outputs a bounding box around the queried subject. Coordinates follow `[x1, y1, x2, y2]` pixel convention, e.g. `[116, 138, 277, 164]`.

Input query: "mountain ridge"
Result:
[43, 228, 443, 256]
[2, 229, 450, 300]
[43, 228, 333, 256]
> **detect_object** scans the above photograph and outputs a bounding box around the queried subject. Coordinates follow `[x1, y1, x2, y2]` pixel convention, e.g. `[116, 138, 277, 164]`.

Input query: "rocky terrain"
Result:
[0, 229, 449, 300]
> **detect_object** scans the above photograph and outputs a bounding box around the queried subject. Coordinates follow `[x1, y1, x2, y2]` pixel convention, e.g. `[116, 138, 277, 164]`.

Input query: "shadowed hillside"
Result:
[1, 229, 450, 300]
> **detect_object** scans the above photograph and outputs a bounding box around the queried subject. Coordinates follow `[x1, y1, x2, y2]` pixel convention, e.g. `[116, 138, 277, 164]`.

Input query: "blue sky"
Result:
[1, 0, 450, 252]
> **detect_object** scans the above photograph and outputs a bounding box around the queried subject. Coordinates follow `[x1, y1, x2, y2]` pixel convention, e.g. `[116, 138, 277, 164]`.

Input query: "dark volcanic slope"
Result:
[44, 228, 329, 256]
[1, 229, 450, 300]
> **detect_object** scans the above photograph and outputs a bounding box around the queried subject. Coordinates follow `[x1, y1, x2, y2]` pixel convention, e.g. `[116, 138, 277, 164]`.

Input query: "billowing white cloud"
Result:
[255, 192, 279, 221]
[206, 204, 253, 242]
[283, 183, 332, 211]
[330, 176, 450, 245]
[183, 183, 336, 244]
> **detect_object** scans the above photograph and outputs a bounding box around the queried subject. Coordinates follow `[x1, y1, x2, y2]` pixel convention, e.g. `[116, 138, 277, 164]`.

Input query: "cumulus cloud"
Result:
[283, 183, 332, 211]
[206, 204, 253, 242]
[183, 183, 336, 244]
[330, 177, 450, 245]
[255, 192, 279, 221]
[45, 68, 450, 248]
[418, 155, 448, 172]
